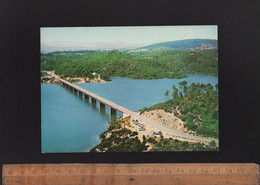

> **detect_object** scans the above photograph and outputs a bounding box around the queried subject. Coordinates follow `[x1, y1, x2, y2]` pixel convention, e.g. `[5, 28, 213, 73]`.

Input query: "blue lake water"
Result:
[41, 75, 218, 153]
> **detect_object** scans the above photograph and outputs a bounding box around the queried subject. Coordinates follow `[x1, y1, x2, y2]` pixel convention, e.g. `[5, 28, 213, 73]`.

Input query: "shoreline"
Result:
[41, 70, 108, 84]
[41, 70, 218, 85]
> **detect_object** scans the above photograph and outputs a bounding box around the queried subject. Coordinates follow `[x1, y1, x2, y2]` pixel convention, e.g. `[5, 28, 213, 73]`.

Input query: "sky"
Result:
[41, 26, 217, 52]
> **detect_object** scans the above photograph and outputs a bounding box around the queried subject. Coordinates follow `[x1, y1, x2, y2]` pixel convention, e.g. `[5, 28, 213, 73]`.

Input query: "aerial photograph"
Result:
[41, 26, 219, 153]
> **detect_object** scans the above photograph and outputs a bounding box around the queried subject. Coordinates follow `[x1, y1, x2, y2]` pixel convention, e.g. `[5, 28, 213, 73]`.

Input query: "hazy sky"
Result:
[41, 26, 217, 50]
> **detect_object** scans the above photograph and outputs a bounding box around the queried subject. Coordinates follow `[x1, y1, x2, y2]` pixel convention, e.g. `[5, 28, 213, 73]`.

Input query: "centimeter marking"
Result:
[2, 163, 259, 185]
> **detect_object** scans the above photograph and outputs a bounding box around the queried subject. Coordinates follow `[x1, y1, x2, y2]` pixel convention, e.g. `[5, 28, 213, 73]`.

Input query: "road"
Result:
[131, 112, 218, 144]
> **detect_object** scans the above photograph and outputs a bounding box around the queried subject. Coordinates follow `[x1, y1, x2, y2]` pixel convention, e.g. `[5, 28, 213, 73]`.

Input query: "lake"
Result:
[41, 75, 218, 153]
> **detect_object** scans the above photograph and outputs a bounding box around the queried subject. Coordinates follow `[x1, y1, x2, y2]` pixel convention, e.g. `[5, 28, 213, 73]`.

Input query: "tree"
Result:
[172, 84, 177, 91]
[172, 85, 179, 99]
[164, 90, 169, 101]
[179, 91, 183, 98]
[178, 80, 187, 91]
[215, 84, 218, 90]
[142, 135, 146, 143]
[215, 84, 219, 95]
[172, 89, 179, 99]
[206, 83, 213, 94]
[209, 140, 216, 147]
[142, 135, 148, 150]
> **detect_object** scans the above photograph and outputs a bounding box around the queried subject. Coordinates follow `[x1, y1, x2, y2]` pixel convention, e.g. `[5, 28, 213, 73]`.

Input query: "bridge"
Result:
[47, 72, 132, 117]
[47, 72, 218, 144]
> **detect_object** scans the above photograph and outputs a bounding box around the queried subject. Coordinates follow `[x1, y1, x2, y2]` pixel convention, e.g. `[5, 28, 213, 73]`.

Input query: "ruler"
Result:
[2, 163, 259, 185]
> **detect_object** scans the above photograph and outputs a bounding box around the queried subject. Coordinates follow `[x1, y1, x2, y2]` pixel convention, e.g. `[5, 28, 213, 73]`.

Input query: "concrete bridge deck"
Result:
[58, 77, 133, 116]
[47, 72, 218, 144]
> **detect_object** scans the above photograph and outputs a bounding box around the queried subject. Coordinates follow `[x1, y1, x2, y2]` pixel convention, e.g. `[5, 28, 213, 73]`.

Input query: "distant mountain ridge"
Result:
[133, 39, 218, 52]
[41, 39, 218, 54]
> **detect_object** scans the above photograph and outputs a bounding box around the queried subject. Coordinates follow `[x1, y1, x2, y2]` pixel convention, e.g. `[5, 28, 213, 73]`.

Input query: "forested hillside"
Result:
[130, 49, 218, 76]
[41, 49, 218, 80]
[140, 81, 219, 138]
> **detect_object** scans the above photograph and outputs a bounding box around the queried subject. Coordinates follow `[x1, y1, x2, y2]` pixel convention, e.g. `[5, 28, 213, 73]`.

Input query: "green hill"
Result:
[140, 80, 219, 138]
[41, 48, 218, 80]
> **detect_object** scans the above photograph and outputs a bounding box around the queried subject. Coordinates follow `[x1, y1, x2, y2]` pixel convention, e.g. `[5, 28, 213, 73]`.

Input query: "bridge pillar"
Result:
[84, 94, 89, 100]
[91, 97, 96, 104]
[79, 91, 83, 97]
[109, 107, 117, 115]
[99, 102, 105, 109]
